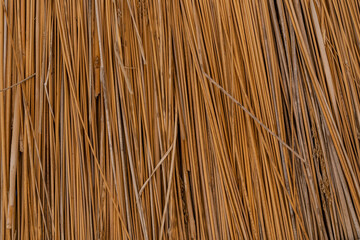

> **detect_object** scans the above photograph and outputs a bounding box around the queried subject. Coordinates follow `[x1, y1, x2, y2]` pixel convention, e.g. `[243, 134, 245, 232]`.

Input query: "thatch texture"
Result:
[1, 0, 360, 239]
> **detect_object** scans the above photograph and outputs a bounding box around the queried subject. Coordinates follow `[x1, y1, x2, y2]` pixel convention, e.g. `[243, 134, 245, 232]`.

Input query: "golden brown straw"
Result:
[1, 0, 360, 239]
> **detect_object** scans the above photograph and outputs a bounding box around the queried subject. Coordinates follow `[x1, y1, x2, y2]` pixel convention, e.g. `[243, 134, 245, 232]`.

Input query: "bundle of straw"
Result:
[1, 0, 360, 239]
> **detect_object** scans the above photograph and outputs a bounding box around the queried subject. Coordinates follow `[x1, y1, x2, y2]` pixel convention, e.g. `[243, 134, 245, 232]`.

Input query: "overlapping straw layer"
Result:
[1, 0, 360, 239]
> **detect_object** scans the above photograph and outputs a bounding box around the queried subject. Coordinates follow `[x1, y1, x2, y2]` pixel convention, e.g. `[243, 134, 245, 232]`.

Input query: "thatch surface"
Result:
[1, 0, 360, 239]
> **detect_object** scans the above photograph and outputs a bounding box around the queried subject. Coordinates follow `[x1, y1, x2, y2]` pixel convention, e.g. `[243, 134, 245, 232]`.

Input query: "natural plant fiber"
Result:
[1, 0, 360, 239]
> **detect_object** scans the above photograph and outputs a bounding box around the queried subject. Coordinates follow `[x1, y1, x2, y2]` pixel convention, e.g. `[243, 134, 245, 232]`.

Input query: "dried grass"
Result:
[1, 0, 360, 239]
